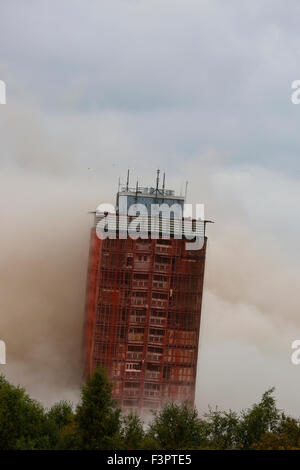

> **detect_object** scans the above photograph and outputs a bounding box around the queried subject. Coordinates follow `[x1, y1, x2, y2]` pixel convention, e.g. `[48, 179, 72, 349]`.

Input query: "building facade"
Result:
[83, 183, 207, 413]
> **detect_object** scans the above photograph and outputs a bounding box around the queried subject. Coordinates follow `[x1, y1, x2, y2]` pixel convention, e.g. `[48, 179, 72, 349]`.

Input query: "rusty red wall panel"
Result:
[83, 229, 102, 379]
[84, 235, 207, 413]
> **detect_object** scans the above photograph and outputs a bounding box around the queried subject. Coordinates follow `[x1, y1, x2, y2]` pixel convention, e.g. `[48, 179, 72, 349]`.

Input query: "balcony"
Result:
[155, 245, 171, 255]
[129, 315, 146, 325]
[148, 335, 164, 344]
[145, 370, 160, 380]
[136, 243, 152, 252]
[146, 353, 162, 362]
[152, 280, 168, 289]
[128, 333, 144, 342]
[153, 263, 169, 272]
[125, 371, 141, 379]
[131, 297, 148, 307]
[127, 352, 143, 360]
[151, 299, 167, 308]
[132, 280, 148, 289]
[144, 390, 160, 398]
[123, 389, 140, 398]
[149, 316, 165, 326]
[134, 261, 150, 270]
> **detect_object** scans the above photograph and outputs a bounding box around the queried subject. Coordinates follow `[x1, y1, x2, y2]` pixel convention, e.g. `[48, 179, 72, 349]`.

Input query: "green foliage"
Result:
[47, 400, 74, 430]
[238, 387, 280, 449]
[253, 414, 300, 450]
[121, 412, 145, 449]
[0, 375, 50, 450]
[276, 414, 300, 447]
[200, 387, 281, 450]
[56, 418, 82, 450]
[204, 408, 240, 449]
[148, 402, 207, 449]
[46, 401, 74, 449]
[75, 366, 122, 449]
[0, 371, 299, 451]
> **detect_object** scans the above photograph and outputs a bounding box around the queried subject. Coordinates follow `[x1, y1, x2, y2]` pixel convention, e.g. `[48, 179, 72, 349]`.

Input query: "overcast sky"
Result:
[1, 0, 300, 415]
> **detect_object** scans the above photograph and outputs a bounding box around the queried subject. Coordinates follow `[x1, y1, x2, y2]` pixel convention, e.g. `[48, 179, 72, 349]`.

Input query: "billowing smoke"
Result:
[1, 98, 300, 416]
[0, 95, 153, 405]
[0, 171, 95, 404]
[0, 98, 126, 404]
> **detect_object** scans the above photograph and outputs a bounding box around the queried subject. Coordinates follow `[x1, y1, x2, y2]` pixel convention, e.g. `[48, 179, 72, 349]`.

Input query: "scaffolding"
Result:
[84, 224, 207, 413]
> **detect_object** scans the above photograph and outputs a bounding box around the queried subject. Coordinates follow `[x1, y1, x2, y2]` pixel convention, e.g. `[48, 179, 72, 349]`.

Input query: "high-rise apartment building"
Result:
[83, 174, 207, 413]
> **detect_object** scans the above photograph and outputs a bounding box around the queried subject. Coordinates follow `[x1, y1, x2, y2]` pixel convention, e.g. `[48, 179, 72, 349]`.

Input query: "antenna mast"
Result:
[184, 181, 188, 201]
[155, 169, 160, 200]
[162, 172, 165, 194]
[135, 180, 139, 202]
[126, 169, 130, 191]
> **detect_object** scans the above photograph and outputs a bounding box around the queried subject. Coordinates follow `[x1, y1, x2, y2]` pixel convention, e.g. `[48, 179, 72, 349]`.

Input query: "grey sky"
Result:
[2, 0, 300, 171]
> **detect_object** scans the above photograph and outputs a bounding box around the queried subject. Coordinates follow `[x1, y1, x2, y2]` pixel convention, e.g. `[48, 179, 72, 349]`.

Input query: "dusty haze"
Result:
[1, 0, 300, 414]
[0, 101, 300, 413]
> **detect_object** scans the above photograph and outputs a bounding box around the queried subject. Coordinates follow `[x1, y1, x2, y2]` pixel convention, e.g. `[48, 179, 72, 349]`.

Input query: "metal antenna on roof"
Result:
[135, 180, 139, 201]
[155, 169, 160, 199]
[162, 172, 166, 195]
[184, 180, 188, 201]
[126, 169, 130, 191]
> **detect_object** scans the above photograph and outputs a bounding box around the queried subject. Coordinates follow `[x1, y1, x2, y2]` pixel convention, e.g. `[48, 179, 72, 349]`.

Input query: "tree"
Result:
[0, 372, 292, 450]
[204, 408, 240, 449]
[47, 401, 74, 429]
[276, 413, 300, 447]
[121, 412, 145, 450]
[0, 375, 49, 450]
[148, 402, 207, 449]
[57, 419, 82, 450]
[238, 388, 280, 449]
[75, 366, 122, 449]
[253, 414, 300, 450]
[46, 401, 74, 449]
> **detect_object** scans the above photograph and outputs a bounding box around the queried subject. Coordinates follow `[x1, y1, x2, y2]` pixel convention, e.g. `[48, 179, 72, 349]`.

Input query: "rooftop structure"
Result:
[83, 171, 208, 413]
